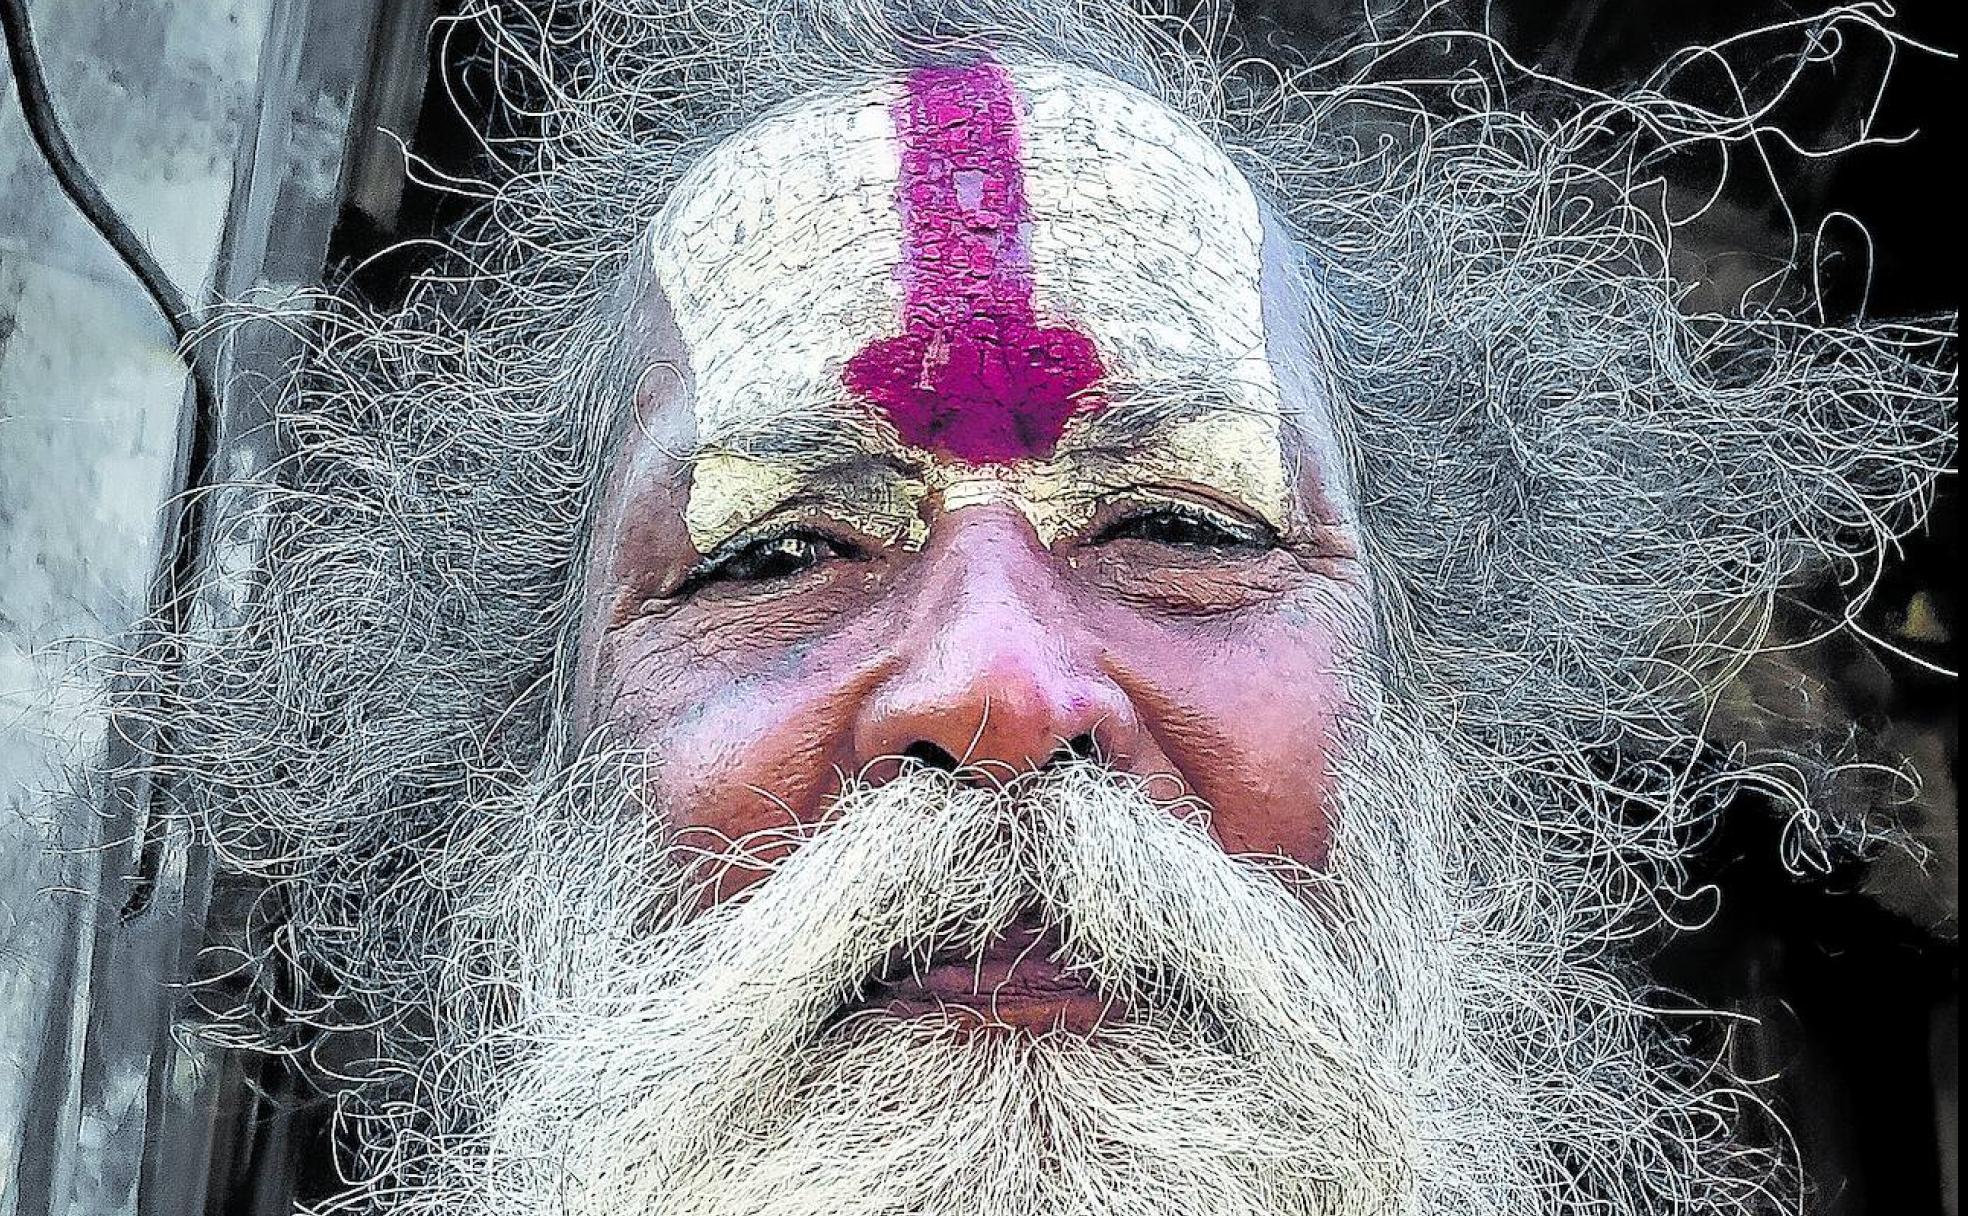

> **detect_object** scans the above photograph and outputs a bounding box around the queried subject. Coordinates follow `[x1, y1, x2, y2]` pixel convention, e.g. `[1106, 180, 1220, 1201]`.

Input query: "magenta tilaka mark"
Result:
[843, 62, 1106, 463]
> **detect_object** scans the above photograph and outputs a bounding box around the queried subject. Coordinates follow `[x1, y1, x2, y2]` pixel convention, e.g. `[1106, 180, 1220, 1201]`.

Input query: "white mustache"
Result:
[588, 764, 1378, 1047]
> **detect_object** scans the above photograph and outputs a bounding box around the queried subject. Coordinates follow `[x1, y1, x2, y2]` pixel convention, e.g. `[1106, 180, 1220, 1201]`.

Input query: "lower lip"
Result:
[870, 987, 1121, 1035]
[854, 951, 1124, 1035]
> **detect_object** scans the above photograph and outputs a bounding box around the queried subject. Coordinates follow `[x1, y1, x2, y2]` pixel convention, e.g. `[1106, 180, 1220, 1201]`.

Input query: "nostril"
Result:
[1051, 733, 1099, 765]
[901, 741, 959, 773]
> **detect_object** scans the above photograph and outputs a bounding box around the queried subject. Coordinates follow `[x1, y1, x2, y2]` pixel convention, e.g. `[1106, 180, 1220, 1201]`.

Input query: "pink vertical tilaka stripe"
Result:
[843, 61, 1106, 464]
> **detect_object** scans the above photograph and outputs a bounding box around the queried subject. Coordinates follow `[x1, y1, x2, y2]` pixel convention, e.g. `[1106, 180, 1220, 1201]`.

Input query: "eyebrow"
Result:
[678, 400, 914, 472]
[1057, 376, 1269, 461]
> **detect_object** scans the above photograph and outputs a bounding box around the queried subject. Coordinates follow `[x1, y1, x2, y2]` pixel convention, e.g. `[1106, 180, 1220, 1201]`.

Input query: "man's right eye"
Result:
[683, 530, 856, 591]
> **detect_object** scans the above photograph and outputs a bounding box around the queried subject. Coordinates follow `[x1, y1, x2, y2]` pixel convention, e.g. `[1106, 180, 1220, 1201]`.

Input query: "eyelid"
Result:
[1098, 487, 1275, 545]
[704, 519, 812, 562]
[695, 478, 917, 558]
[672, 519, 862, 597]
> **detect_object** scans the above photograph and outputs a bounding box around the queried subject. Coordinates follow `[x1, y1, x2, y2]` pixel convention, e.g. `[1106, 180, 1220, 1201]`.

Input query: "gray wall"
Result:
[2, 3, 266, 1210]
[1, 2, 365, 1211]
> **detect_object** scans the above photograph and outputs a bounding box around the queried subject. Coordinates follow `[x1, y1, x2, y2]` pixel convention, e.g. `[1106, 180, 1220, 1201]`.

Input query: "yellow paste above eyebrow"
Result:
[680, 399, 1292, 556]
[682, 451, 927, 554]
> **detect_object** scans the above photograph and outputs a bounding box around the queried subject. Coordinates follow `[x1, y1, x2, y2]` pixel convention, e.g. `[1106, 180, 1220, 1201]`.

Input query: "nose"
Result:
[850, 507, 1160, 785]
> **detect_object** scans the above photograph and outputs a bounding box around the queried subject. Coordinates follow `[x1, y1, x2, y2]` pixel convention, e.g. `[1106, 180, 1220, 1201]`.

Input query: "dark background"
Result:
[279, 3, 1959, 1212]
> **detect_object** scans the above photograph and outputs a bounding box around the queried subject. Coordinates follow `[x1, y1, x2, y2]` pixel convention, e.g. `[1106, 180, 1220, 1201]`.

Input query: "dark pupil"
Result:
[730, 538, 815, 581]
[1127, 510, 1233, 546]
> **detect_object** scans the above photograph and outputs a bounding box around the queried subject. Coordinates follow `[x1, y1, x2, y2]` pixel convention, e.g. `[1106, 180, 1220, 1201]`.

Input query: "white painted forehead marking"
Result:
[1014, 62, 1272, 381]
[644, 64, 1302, 553]
[646, 86, 904, 440]
[644, 65, 1276, 441]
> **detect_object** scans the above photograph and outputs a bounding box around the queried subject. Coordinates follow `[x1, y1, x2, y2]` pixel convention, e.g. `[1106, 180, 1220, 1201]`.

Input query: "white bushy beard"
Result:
[368, 701, 1727, 1216]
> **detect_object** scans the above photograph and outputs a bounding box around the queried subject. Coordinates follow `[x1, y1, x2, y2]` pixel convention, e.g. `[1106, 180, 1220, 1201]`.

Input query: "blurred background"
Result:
[0, 2, 1954, 1212]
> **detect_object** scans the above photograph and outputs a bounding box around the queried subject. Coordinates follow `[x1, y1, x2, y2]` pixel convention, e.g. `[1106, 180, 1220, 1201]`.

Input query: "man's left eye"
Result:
[1094, 503, 1273, 550]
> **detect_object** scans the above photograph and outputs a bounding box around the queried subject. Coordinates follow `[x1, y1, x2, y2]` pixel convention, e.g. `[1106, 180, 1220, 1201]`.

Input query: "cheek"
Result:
[1106, 602, 1354, 869]
[591, 626, 883, 904]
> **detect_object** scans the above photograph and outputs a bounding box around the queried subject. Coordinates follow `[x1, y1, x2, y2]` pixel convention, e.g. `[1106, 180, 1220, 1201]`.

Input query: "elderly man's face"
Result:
[577, 63, 1365, 1029]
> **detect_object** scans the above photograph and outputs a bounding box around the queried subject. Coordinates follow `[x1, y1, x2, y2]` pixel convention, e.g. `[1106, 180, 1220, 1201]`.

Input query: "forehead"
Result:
[645, 61, 1275, 441]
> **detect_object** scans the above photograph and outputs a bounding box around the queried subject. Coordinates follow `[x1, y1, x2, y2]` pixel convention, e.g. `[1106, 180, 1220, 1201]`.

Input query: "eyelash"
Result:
[680, 529, 860, 591]
[1094, 502, 1274, 550]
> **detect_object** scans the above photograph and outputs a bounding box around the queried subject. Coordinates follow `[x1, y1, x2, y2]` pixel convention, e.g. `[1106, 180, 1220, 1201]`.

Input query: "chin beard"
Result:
[338, 705, 1776, 1216]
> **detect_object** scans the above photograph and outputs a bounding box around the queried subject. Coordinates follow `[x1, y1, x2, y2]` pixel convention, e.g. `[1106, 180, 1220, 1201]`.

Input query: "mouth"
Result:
[843, 913, 1125, 1035]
